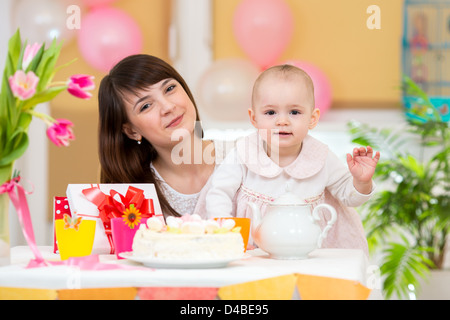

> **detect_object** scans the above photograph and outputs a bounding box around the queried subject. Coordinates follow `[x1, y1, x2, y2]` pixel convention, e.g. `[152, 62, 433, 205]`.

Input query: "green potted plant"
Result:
[347, 77, 450, 300]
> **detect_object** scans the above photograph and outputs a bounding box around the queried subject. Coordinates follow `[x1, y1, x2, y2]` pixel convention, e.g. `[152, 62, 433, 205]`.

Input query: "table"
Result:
[0, 246, 371, 300]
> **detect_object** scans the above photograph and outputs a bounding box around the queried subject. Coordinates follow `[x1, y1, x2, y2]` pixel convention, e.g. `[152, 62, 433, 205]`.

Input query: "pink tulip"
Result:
[22, 43, 42, 70]
[46, 119, 75, 147]
[67, 74, 95, 99]
[8, 70, 39, 100]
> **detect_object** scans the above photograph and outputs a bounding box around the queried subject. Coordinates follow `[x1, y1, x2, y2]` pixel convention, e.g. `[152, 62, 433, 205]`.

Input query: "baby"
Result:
[206, 64, 380, 253]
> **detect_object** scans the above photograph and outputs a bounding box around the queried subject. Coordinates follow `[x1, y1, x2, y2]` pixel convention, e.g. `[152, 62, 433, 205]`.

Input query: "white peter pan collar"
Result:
[236, 132, 329, 179]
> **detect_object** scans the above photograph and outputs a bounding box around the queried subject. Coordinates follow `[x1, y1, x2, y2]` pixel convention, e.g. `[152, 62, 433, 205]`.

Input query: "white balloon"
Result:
[11, 0, 77, 46]
[197, 59, 260, 122]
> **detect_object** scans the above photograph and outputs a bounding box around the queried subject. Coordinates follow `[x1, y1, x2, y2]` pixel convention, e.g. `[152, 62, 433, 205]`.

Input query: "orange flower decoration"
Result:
[122, 204, 142, 229]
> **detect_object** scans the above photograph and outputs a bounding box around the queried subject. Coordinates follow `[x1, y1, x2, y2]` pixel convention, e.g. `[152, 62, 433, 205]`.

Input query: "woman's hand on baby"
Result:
[346, 146, 380, 193]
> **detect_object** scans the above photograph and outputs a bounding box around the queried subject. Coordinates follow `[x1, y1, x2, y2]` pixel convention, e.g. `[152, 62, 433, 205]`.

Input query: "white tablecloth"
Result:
[0, 246, 368, 290]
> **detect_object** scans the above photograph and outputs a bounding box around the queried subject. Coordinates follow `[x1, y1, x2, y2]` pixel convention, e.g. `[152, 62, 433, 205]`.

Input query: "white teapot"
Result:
[248, 185, 337, 259]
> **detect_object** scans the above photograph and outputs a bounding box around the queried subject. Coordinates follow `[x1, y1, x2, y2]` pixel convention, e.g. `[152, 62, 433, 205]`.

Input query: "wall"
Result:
[213, 0, 404, 107]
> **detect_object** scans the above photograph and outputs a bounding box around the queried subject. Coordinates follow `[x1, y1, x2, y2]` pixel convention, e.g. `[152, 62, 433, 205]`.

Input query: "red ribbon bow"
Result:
[82, 186, 155, 254]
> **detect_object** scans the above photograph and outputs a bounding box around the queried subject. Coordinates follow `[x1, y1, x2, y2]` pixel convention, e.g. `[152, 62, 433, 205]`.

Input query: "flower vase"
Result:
[0, 164, 13, 266]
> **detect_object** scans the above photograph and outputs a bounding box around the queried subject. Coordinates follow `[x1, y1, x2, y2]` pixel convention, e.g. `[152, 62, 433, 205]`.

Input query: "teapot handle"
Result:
[312, 204, 337, 248]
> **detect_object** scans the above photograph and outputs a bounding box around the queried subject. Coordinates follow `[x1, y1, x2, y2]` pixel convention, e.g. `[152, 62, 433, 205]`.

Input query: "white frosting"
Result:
[221, 219, 235, 230]
[180, 221, 205, 234]
[166, 216, 183, 229]
[205, 220, 220, 234]
[132, 215, 244, 260]
[132, 232, 244, 259]
[147, 217, 164, 232]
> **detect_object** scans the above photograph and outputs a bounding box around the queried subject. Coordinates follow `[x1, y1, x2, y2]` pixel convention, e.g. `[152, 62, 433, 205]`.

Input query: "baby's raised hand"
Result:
[346, 146, 380, 184]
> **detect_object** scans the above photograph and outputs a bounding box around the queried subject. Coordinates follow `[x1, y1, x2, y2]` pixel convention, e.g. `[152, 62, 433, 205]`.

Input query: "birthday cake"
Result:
[132, 214, 245, 260]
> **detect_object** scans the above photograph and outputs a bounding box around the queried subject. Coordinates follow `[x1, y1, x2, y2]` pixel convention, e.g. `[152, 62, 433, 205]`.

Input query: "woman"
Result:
[98, 54, 220, 218]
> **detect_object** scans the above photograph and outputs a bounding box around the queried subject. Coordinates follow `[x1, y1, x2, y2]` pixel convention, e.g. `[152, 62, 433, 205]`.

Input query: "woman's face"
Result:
[122, 78, 198, 148]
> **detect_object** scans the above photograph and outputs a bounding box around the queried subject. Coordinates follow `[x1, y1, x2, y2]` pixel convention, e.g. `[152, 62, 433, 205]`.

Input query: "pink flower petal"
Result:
[67, 82, 92, 99]
[67, 75, 95, 99]
[46, 119, 75, 147]
[8, 70, 39, 100]
[22, 43, 42, 70]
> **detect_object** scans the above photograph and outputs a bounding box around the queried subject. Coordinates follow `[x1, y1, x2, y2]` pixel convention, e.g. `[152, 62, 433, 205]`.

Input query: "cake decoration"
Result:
[145, 214, 241, 235]
[146, 216, 164, 232]
[63, 214, 82, 231]
[122, 204, 142, 229]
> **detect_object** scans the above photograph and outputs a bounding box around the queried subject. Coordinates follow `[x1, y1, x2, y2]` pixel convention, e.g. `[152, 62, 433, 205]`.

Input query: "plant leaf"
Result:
[21, 86, 67, 111]
[0, 129, 29, 166]
[0, 29, 21, 128]
[35, 38, 62, 91]
[26, 43, 45, 73]
[347, 120, 408, 158]
[380, 240, 433, 300]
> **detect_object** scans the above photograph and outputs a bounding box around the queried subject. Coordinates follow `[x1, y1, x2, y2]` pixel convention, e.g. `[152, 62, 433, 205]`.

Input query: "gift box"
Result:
[53, 184, 163, 255]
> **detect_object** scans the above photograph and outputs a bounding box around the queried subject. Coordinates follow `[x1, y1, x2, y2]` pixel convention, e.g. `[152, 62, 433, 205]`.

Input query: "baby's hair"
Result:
[252, 64, 315, 108]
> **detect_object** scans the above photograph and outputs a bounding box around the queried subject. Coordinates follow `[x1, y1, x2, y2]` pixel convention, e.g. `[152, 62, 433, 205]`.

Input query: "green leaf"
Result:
[347, 120, 407, 158]
[399, 155, 424, 178]
[35, 38, 62, 91]
[0, 129, 29, 166]
[52, 57, 77, 75]
[380, 240, 433, 300]
[16, 112, 32, 130]
[403, 76, 442, 121]
[21, 85, 67, 111]
[8, 29, 22, 72]
[0, 29, 21, 122]
[25, 43, 45, 73]
[0, 163, 14, 184]
[16, 38, 27, 71]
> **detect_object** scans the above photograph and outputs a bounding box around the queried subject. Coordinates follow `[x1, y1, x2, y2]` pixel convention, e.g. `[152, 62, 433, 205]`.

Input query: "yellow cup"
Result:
[55, 219, 96, 260]
[214, 217, 251, 252]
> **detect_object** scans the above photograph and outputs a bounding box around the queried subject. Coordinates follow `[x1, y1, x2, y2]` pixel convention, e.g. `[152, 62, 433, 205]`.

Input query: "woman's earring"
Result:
[137, 139, 141, 145]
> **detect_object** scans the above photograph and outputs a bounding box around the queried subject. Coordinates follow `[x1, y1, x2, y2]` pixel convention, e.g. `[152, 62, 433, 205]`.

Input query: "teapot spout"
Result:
[248, 202, 261, 241]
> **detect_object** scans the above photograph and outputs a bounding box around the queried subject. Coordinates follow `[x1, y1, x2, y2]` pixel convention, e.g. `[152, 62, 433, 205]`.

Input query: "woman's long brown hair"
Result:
[98, 54, 202, 217]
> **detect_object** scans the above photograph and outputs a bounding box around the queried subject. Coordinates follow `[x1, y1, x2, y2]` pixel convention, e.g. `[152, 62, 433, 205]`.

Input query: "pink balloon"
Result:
[284, 60, 333, 114]
[233, 0, 294, 69]
[78, 7, 142, 72]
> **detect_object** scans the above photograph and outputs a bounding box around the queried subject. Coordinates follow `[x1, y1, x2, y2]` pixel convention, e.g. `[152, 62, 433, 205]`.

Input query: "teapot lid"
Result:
[271, 183, 306, 206]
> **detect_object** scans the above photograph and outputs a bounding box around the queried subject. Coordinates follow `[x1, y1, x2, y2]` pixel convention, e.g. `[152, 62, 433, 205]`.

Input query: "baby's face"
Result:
[249, 74, 319, 152]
